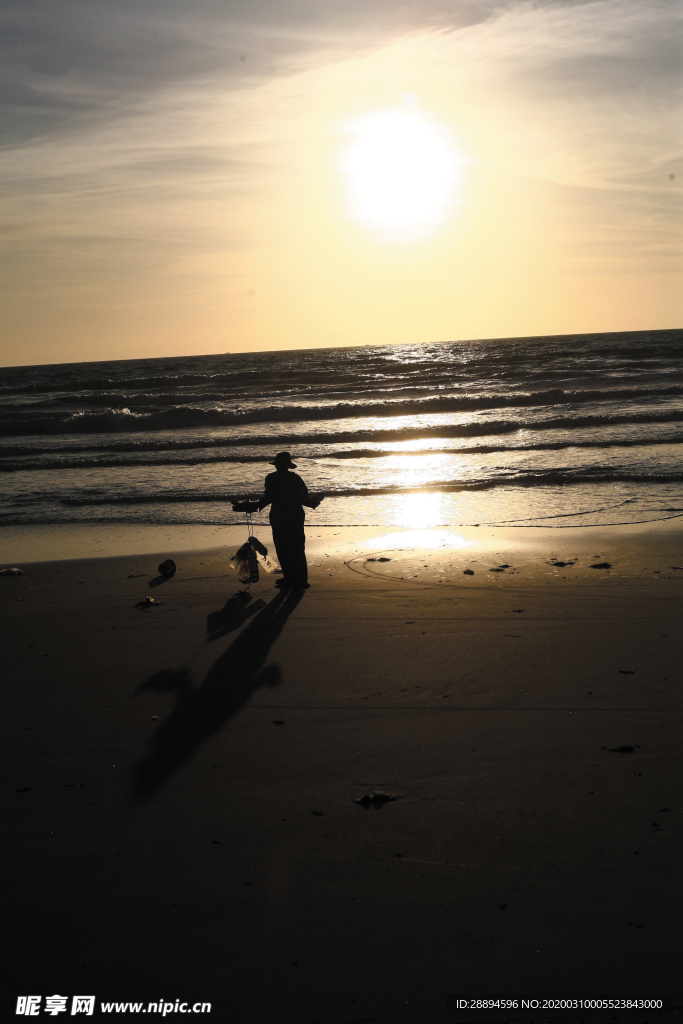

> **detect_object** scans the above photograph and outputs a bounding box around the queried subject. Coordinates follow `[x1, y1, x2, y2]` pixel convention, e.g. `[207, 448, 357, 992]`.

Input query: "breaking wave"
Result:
[1, 382, 683, 434]
[1, 433, 682, 472]
[2, 399, 683, 438]
[58, 469, 683, 507]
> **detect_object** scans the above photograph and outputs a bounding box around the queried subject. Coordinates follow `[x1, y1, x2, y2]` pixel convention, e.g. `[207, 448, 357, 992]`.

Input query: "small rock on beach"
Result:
[355, 790, 401, 809]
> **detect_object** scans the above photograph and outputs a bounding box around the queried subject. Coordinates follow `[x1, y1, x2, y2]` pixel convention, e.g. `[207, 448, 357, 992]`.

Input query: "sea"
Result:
[1, 329, 682, 531]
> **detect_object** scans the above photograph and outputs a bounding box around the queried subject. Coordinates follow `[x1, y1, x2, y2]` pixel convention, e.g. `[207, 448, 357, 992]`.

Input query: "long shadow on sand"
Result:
[205, 590, 264, 642]
[132, 588, 303, 799]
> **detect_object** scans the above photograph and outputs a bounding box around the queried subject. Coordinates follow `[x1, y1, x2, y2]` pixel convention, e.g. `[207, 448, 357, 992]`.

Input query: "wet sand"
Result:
[3, 522, 683, 1022]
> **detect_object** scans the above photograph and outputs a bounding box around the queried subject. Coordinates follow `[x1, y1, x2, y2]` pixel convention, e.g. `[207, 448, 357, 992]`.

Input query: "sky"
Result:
[0, 0, 681, 367]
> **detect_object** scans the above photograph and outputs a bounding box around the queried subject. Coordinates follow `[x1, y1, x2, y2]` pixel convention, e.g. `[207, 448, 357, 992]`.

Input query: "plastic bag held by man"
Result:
[248, 536, 279, 574]
[230, 541, 259, 584]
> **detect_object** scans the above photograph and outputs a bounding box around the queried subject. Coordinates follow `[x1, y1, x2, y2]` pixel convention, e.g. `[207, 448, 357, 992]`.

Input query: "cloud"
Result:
[0, 0, 499, 146]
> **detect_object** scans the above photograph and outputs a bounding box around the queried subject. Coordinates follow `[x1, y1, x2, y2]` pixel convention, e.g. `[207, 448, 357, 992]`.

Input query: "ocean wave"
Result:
[2, 396, 683, 438]
[0, 367, 410, 399]
[12, 391, 272, 410]
[0, 370, 258, 396]
[2, 415, 681, 459]
[2, 329, 680, 400]
[2, 433, 682, 472]
[57, 469, 683, 506]
[2, 387, 683, 435]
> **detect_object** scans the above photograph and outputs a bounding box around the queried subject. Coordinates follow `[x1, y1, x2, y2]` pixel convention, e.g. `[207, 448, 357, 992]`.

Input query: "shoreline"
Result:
[2, 516, 683, 567]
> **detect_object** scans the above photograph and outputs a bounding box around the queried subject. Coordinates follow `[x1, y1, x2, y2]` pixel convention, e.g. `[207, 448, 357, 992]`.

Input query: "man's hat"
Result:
[272, 451, 297, 468]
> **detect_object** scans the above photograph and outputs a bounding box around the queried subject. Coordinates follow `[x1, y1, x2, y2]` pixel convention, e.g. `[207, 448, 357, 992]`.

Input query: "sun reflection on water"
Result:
[383, 451, 461, 487]
[394, 491, 451, 529]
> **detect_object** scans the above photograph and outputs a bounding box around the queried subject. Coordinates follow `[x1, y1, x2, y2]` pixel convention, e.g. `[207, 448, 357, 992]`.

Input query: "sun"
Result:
[339, 101, 465, 238]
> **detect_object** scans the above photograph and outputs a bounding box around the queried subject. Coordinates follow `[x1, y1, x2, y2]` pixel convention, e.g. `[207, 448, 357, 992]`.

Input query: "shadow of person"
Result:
[206, 591, 263, 642]
[137, 667, 194, 699]
[132, 588, 304, 799]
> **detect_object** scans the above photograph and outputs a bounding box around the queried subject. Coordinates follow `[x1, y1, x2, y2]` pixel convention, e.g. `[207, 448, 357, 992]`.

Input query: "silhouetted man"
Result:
[232, 452, 323, 590]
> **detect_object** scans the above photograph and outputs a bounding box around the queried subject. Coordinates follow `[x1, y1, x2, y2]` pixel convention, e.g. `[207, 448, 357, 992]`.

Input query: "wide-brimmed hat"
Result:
[272, 451, 297, 468]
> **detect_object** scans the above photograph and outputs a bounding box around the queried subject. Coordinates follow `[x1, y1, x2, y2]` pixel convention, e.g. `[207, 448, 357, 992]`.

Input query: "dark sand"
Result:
[3, 523, 683, 1022]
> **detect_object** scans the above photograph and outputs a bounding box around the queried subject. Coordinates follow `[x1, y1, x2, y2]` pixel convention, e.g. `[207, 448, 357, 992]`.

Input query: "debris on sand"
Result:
[602, 744, 640, 753]
[158, 559, 176, 576]
[590, 562, 612, 569]
[489, 567, 505, 573]
[127, 574, 145, 578]
[1, 567, 23, 575]
[463, 569, 474, 575]
[355, 790, 401, 809]
[367, 557, 391, 562]
[136, 596, 163, 608]
[512, 608, 525, 613]
[498, 564, 512, 568]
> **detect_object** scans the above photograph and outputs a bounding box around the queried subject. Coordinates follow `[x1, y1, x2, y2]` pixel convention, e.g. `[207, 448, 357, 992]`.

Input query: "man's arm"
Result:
[297, 475, 324, 509]
[231, 475, 273, 513]
[231, 496, 269, 513]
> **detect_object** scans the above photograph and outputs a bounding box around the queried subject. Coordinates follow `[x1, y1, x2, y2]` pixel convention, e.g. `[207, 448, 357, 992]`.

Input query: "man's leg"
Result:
[290, 524, 308, 587]
[271, 522, 307, 587]
[271, 524, 294, 584]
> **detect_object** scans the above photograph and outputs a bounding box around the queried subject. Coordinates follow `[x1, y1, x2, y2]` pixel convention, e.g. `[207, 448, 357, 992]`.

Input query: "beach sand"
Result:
[3, 522, 683, 1022]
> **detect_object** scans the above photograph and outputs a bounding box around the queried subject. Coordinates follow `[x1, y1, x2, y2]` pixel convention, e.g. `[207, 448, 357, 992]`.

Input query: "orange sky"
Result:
[0, 0, 681, 366]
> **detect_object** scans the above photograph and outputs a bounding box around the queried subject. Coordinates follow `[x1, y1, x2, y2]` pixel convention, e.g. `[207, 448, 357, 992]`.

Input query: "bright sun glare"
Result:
[339, 100, 465, 237]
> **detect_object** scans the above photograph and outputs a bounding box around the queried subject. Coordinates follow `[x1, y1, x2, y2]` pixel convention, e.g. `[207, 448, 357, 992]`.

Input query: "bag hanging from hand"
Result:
[248, 536, 279, 574]
[230, 541, 259, 584]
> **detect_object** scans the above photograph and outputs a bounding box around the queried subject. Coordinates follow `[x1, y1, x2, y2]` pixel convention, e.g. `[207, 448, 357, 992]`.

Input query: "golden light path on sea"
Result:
[393, 491, 458, 530]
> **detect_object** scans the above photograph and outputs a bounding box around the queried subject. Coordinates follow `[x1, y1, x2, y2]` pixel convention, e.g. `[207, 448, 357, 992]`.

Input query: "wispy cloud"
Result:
[0, 0, 498, 146]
